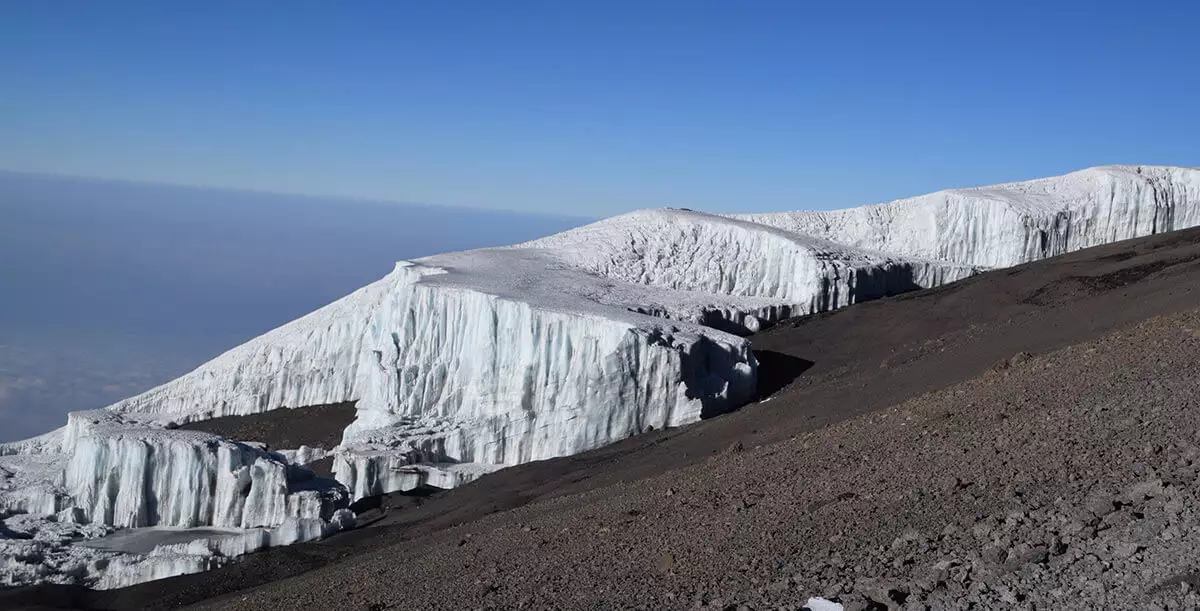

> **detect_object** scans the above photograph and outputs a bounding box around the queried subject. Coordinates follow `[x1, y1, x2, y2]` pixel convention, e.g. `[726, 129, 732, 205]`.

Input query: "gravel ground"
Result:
[175, 401, 355, 452]
[7, 227, 1200, 610]
[188, 307, 1200, 610]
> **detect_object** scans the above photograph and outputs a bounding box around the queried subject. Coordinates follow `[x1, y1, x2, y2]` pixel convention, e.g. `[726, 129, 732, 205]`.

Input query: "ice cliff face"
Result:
[62, 410, 347, 529]
[734, 165, 1200, 269]
[88, 207, 975, 499]
[0, 411, 354, 588]
[2, 164, 1198, 588]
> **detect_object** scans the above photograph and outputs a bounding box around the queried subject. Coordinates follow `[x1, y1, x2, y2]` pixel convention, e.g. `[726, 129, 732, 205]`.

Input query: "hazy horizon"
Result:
[0, 171, 588, 442]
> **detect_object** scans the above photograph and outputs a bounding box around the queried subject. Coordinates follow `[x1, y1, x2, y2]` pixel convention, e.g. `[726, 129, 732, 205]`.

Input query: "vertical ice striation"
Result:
[734, 165, 1200, 269]
[522, 208, 979, 321]
[60, 410, 348, 529]
[0, 410, 356, 589]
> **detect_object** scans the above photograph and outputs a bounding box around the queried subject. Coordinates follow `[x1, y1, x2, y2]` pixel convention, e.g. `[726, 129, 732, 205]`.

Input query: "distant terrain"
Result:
[0, 172, 586, 441]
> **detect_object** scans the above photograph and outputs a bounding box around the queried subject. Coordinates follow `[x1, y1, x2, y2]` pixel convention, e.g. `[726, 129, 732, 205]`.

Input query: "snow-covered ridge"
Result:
[2, 164, 1198, 588]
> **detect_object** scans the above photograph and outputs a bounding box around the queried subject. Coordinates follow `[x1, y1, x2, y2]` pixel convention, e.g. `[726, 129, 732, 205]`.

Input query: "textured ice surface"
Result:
[275, 445, 329, 466]
[2, 165, 1198, 588]
[333, 450, 500, 500]
[734, 165, 1200, 269]
[61, 409, 348, 529]
[0, 512, 355, 589]
[0, 453, 69, 516]
[0, 513, 116, 587]
[84, 208, 981, 499]
[0, 411, 353, 588]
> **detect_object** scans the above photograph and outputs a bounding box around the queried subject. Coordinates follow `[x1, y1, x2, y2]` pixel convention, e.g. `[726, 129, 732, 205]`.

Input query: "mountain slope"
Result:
[12, 201, 1200, 610]
[2, 165, 1199, 591]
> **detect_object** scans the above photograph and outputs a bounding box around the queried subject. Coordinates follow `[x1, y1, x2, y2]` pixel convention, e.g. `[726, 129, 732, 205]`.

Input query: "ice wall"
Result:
[346, 286, 757, 447]
[524, 209, 977, 326]
[333, 453, 497, 500]
[61, 410, 348, 529]
[0, 409, 355, 589]
[735, 165, 1200, 269]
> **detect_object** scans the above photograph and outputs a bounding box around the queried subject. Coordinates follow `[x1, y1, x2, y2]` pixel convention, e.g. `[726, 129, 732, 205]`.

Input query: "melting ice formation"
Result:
[0, 410, 353, 588]
[2, 164, 1199, 588]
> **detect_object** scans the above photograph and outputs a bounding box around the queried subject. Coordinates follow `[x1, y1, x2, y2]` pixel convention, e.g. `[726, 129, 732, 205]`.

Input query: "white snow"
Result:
[61, 409, 347, 529]
[2, 164, 1198, 589]
[0, 411, 354, 588]
[274, 445, 329, 466]
[803, 597, 845, 611]
[733, 165, 1200, 269]
[0, 453, 69, 516]
[1, 512, 355, 589]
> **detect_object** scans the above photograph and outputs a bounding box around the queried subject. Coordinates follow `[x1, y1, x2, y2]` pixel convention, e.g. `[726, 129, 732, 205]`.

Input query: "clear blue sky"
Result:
[2, 1, 1198, 216]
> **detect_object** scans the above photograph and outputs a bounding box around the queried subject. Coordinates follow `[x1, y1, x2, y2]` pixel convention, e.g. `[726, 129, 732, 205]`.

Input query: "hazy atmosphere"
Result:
[0, 171, 584, 441]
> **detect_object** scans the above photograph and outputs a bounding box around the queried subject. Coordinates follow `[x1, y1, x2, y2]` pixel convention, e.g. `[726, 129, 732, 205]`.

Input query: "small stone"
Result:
[1112, 542, 1140, 559]
[657, 553, 676, 573]
[1025, 545, 1050, 565]
[982, 545, 1005, 564]
[1125, 479, 1165, 502]
[971, 521, 994, 539]
[1165, 498, 1184, 516]
[939, 476, 967, 493]
[1085, 494, 1117, 517]
[1010, 351, 1034, 366]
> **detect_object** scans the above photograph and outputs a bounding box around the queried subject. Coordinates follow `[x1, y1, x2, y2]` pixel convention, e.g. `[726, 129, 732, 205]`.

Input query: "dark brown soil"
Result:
[175, 402, 356, 452]
[8, 226, 1200, 610]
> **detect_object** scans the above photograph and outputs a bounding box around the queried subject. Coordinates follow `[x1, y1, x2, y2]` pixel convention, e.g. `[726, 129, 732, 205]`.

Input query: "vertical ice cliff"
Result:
[0, 409, 354, 588]
[61, 410, 348, 529]
[734, 165, 1200, 269]
[2, 164, 1199, 588]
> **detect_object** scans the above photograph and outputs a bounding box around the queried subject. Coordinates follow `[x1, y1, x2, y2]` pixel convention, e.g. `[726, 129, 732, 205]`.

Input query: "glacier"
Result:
[1, 164, 1198, 588]
[0, 410, 355, 588]
[733, 165, 1200, 268]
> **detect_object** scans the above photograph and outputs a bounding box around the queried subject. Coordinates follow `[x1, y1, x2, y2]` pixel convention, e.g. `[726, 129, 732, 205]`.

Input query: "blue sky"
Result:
[3, 1, 1198, 216]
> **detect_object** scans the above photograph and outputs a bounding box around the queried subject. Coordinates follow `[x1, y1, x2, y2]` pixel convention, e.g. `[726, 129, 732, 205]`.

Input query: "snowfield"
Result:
[2, 164, 1198, 588]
